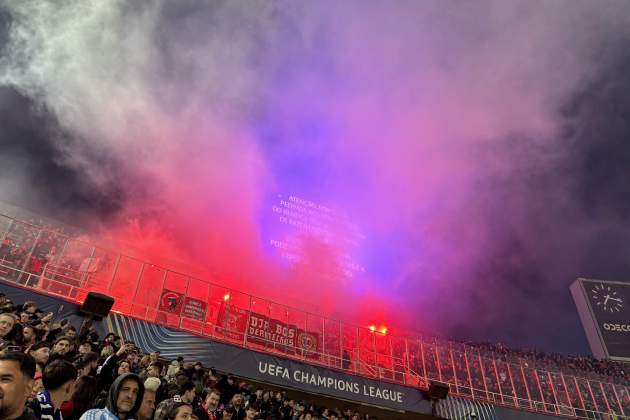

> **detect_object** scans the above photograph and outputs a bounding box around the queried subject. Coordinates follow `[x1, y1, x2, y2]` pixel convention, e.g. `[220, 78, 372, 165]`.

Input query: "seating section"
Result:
[1, 210, 629, 420]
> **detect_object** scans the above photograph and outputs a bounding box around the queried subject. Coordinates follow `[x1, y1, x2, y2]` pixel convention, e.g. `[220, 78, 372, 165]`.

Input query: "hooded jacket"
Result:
[107, 373, 145, 419]
[80, 373, 145, 420]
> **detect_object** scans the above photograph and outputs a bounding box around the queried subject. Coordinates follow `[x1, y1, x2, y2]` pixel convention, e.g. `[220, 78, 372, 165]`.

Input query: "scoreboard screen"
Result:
[571, 278, 630, 360]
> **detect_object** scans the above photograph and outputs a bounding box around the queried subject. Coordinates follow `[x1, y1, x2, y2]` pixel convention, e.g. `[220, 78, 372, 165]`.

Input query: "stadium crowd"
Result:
[471, 341, 630, 385]
[0, 293, 378, 420]
[1, 214, 629, 419]
[2, 214, 630, 390]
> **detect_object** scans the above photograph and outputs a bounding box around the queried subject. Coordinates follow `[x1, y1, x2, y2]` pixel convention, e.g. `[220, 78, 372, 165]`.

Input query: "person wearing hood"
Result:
[80, 373, 145, 420]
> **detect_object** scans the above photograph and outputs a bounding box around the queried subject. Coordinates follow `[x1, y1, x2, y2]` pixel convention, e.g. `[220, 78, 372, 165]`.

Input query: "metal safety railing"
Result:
[0, 212, 628, 420]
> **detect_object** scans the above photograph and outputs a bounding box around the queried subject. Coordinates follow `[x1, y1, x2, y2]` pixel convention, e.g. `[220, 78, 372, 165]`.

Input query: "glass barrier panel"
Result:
[57, 239, 92, 271]
[389, 335, 406, 384]
[588, 380, 609, 414]
[614, 385, 630, 416]
[154, 270, 189, 328]
[131, 263, 165, 321]
[1, 221, 40, 283]
[436, 340, 455, 386]
[549, 372, 571, 408]
[466, 348, 488, 401]
[496, 360, 516, 405]
[304, 313, 324, 363]
[565, 375, 585, 410]
[222, 290, 249, 344]
[28, 230, 66, 278]
[323, 319, 341, 368]
[422, 337, 441, 382]
[521, 367, 544, 405]
[406, 339, 425, 386]
[205, 284, 233, 338]
[374, 332, 393, 380]
[537, 370, 557, 408]
[358, 327, 377, 377]
[0, 215, 12, 239]
[452, 348, 473, 397]
[179, 277, 211, 333]
[284, 308, 306, 363]
[564, 375, 587, 418]
[510, 364, 532, 409]
[248, 296, 272, 353]
[482, 357, 502, 404]
[341, 324, 358, 373]
[575, 377, 598, 413]
[270, 302, 293, 356]
[601, 382, 622, 416]
[548, 372, 575, 416]
[84, 247, 118, 294]
[108, 255, 143, 310]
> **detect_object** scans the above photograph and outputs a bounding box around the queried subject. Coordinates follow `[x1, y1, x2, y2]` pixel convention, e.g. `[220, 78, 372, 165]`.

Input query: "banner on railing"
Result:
[216, 304, 248, 340]
[215, 304, 321, 359]
[247, 312, 321, 359]
[182, 297, 207, 322]
[159, 290, 208, 322]
[159, 289, 184, 315]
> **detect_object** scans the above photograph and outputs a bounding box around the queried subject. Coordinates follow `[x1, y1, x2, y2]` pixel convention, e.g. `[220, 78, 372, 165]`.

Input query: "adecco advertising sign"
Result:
[571, 278, 630, 360]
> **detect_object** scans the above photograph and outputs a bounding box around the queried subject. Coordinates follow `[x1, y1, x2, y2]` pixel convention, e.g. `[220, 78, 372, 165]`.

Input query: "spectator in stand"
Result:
[0, 313, 17, 347]
[221, 406, 235, 420]
[215, 375, 236, 406]
[78, 342, 93, 356]
[21, 326, 39, 348]
[97, 343, 136, 393]
[31, 360, 77, 420]
[278, 398, 291, 419]
[244, 405, 257, 420]
[257, 391, 272, 416]
[165, 361, 181, 383]
[75, 353, 97, 377]
[230, 393, 245, 420]
[194, 389, 222, 420]
[154, 381, 196, 420]
[144, 362, 167, 403]
[65, 326, 78, 341]
[190, 363, 205, 393]
[165, 402, 192, 420]
[49, 337, 74, 362]
[137, 378, 160, 420]
[248, 387, 262, 407]
[138, 352, 160, 372]
[29, 370, 44, 403]
[0, 352, 37, 420]
[26, 342, 51, 366]
[61, 375, 98, 420]
[203, 369, 218, 390]
[80, 373, 144, 420]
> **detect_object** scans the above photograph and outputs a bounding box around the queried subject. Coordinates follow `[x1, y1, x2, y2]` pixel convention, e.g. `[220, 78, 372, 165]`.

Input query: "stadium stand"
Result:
[1, 208, 629, 420]
[0, 294, 385, 419]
